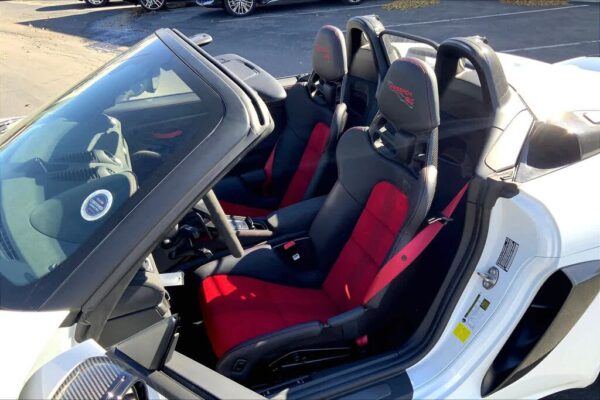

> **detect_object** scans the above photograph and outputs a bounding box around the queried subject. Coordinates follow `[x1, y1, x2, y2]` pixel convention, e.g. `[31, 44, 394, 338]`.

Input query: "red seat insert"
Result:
[323, 181, 409, 310]
[200, 275, 339, 358]
[280, 122, 331, 207]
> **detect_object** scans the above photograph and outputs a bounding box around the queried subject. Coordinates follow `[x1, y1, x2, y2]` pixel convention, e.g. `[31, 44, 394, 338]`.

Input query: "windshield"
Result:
[0, 36, 223, 306]
[381, 33, 437, 69]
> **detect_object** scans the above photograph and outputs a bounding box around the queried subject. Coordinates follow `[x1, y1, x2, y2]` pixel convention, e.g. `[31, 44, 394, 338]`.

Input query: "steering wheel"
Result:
[202, 190, 244, 258]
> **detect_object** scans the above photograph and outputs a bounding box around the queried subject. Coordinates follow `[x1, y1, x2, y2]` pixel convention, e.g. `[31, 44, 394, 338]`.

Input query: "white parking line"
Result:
[216, 1, 389, 23]
[502, 40, 600, 53]
[385, 4, 589, 28]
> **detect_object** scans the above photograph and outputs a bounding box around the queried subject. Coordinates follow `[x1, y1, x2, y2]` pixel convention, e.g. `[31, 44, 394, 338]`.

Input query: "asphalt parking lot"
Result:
[18, 0, 600, 71]
[0, 0, 599, 116]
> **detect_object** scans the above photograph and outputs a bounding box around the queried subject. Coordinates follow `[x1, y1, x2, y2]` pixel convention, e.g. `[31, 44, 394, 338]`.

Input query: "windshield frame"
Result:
[0, 29, 270, 312]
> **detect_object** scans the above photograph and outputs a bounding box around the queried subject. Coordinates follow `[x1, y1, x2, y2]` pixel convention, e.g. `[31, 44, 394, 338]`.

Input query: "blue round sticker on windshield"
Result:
[81, 189, 113, 222]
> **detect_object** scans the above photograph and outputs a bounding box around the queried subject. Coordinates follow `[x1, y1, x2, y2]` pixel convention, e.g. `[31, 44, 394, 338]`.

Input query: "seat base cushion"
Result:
[200, 275, 339, 358]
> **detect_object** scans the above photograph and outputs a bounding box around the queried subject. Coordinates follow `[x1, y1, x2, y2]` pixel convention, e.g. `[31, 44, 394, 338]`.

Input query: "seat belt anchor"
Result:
[283, 241, 301, 262]
[427, 215, 453, 226]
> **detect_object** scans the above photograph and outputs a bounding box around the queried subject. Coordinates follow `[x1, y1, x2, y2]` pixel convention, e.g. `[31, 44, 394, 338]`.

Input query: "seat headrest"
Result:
[312, 25, 347, 82]
[376, 58, 440, 135]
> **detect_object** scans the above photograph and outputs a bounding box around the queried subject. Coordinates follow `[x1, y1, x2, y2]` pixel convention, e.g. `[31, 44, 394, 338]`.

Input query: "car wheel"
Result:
[224, 0, 256, 17]
[341, 0, 363, 4]
[85, 0, 109, 6]
[139, 0, 166, 11]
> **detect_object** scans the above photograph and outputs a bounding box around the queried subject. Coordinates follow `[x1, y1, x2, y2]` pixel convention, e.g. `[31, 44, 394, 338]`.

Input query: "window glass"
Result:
[381, 33, 437, 69]
[485, 110, 533, 172]
[0, 36, 223, 297]
[125, 69, 197, 101]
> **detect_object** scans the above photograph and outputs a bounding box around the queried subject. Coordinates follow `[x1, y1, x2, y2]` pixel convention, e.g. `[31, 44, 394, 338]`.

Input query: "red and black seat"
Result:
[198, 58, 440, 382]
[215, 25, 349, 217]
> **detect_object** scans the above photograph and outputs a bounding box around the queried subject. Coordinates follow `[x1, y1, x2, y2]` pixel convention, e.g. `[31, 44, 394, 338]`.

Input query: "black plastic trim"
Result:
[112, 315, 179, 371]
[481, 261, 600, 396]
[436, 37, 510, 111]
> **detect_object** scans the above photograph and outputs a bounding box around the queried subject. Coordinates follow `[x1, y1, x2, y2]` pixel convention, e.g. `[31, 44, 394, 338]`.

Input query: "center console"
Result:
[154, 195, 325, 273]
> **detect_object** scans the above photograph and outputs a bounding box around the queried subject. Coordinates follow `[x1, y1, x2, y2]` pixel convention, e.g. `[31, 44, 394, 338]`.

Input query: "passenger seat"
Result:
[215, 25, 349, 217]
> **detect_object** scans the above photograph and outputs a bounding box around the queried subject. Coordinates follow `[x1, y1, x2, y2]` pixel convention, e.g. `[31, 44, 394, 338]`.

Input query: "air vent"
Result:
[46, 167, 100, 181]
[55, 150, 121, 166]
[481, 271, 572, 396]
[0, 216, 18, 260]
[55, 151, 100, 163]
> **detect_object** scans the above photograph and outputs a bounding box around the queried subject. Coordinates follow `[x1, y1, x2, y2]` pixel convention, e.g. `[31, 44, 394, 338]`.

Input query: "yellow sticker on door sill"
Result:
[453, 322, 472, 343]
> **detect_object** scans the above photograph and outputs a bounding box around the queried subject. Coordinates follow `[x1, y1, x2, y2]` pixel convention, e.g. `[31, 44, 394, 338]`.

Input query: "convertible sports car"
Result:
[1, 15, 599, 400]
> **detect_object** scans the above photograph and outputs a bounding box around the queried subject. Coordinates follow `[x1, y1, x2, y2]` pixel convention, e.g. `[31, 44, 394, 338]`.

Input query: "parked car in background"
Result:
[0, 116, 22, 135]
[197, 0, 363, 17]
[82, 0, 192, 11]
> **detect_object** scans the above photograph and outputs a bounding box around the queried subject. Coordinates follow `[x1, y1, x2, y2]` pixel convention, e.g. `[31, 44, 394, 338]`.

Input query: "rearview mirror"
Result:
[190, 33, 213, 47]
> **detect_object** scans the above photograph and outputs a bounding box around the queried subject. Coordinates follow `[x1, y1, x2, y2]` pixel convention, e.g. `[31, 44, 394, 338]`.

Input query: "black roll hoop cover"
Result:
[435, 36, 510, 111]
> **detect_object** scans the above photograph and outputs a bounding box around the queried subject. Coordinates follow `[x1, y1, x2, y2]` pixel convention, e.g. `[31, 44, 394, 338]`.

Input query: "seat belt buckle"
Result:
[283, 241, 301, 262]
[356, 335, 368, 347]
[427, 215, 453, 226]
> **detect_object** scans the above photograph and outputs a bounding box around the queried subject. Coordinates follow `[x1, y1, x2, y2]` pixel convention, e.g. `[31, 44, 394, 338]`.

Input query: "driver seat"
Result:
[198, 58, 440, 382]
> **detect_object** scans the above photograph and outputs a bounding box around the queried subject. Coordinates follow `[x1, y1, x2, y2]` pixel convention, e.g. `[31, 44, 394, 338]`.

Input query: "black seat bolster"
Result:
[213, 175, 279, 211]
[303, 103, 348, 200]
[193, 244, 326, 288]
[332, 103, 349, 140]
[265, 196, 326, 235]
[239, 170, 268, 193]
[217, 322, 326, 382]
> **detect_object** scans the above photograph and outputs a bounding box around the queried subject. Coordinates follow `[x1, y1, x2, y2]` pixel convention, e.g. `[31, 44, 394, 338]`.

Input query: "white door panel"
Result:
[520, 154, 600, 256]
[409, 154, 600, 399]
[491, 285, 600, 399]
[409, 196, 561, 399]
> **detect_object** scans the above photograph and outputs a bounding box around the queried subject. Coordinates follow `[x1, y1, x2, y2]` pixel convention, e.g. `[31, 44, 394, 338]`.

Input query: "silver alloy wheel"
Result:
[226, 0, 254, 15]
[139, 0, 165, 11]
[86, 0, 107, 5]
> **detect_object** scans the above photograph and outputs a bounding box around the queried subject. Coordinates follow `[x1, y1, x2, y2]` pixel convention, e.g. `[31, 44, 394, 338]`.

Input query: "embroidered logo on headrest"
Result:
[315, 44, 332, 62]
[387, 82, 415, 109]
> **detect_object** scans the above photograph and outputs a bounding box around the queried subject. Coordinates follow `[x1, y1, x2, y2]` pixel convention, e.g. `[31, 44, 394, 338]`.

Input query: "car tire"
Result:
[223, 0, 256, 17]
[139, 0, 166, 11]
[85, 0, 109, 7]
[341, 0, 363, 4]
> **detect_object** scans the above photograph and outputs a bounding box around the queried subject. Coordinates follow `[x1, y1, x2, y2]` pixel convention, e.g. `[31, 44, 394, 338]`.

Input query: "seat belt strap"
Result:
[363, 183, 470, 304]
[262, 142, 278, 193]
